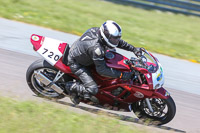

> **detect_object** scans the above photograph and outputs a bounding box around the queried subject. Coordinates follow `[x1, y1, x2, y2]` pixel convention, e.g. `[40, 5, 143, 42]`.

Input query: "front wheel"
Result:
[132, 96, 176, 125]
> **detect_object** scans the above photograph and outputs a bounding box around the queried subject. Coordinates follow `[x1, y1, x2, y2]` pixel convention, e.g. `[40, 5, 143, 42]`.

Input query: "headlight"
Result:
[154, 84, 160, 89]
[154, 83, 164, 89]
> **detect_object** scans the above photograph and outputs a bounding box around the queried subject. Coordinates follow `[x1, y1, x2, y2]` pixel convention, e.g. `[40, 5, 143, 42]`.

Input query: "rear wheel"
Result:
[26, 59, 72, 99]
[132, 96, 176, 125]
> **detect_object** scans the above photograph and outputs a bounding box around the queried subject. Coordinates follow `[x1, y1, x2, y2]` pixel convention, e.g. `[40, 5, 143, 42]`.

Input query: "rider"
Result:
[65, 20, 141, 104]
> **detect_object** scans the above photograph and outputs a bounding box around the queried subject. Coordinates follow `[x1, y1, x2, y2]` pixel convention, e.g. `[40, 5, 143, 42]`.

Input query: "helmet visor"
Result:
[109, 36, 121, 46]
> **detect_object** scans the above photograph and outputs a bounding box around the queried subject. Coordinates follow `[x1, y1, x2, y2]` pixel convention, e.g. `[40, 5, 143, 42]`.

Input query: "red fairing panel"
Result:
[54, 59, 72, 74]
[152, 87, 170, 99]
[106, 52, 130, 71]
[58, 43, 67, 54]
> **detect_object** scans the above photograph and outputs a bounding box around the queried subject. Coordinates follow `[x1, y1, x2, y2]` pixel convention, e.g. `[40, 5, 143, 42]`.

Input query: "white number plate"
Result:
[37, 37, 63, 66]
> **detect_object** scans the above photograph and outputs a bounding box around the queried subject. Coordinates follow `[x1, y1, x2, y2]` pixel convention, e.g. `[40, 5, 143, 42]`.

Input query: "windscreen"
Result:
[140, 51, 159, 73]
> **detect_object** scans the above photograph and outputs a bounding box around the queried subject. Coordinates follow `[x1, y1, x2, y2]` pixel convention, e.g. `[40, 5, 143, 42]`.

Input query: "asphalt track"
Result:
[0, 18, 200, 133]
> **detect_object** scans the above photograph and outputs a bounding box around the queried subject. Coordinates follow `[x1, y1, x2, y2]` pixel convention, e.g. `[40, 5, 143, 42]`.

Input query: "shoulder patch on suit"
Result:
[95, 48, 102, 56]
[81, 36, 92, 41]
[91, 29, 95, 32]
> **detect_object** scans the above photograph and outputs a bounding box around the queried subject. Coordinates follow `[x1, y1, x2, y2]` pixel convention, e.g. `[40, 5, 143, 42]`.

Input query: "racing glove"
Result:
[133, 47, 142, 57]
[120, 72, 134, 81]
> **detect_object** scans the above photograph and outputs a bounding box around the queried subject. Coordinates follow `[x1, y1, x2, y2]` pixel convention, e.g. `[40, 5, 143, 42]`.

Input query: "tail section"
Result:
[30, 34, 67, 66]
[30, 34, 72, 74]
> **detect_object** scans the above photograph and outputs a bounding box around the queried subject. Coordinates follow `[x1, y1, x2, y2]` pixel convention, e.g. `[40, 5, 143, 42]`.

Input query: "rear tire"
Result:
[26, 59, 67, 99]
[132, 96, 176, 125]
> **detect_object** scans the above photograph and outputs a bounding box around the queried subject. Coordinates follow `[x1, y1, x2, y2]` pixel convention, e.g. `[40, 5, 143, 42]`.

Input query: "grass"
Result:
[0, 97, 146, 133]
[0, 0, 199, 62]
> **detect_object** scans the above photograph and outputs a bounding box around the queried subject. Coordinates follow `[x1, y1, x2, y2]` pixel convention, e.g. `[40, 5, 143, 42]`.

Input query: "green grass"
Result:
[0, 97, 145, 133]
[0, 0, 200, 62]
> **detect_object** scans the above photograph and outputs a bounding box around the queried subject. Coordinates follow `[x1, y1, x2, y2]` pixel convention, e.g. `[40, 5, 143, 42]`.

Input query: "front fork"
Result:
[145, 98, 154, 113]
[144, 87, 170, 114]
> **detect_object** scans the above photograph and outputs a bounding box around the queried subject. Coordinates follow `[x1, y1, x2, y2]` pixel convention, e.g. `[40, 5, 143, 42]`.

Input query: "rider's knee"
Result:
[87, 85, 98, 95]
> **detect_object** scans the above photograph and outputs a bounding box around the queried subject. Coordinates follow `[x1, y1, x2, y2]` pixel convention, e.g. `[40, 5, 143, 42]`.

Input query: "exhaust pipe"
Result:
[34, 71, 64, 94]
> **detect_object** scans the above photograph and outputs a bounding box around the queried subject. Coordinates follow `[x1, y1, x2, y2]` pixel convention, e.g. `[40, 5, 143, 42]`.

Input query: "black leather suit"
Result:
[67, 27, 136, 96]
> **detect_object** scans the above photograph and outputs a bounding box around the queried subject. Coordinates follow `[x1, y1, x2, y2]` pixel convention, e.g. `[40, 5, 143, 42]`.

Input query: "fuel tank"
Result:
[105, 51, 130, 71]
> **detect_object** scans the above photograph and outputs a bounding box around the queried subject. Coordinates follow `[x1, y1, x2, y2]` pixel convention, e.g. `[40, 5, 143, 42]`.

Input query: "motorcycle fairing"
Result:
[134, 50, 165, 90]
[151, 62, 165, 89]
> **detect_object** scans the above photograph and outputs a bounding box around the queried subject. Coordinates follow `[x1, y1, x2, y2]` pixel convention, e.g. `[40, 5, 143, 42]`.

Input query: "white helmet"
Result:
[100, 20, 122, 48]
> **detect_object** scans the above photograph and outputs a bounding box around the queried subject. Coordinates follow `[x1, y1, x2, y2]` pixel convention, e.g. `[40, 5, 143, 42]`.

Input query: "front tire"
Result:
[132, 96, 176, 125]
[26, 59, 66, 99]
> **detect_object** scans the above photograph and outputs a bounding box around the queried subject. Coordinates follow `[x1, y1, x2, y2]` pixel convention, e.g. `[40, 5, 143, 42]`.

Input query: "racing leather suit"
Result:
[67, 27, 137, 98]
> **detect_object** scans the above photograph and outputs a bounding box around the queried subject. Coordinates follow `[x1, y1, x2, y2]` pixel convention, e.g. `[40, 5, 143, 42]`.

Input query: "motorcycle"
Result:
[26, 34, 176, 125]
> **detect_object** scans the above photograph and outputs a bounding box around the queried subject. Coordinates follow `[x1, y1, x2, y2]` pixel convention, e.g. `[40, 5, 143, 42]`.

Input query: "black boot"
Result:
[65, 82, 98, 104]
[75, 83, 92, 100]
[65, 82, 92, 104]
[65, 81, 80, 105]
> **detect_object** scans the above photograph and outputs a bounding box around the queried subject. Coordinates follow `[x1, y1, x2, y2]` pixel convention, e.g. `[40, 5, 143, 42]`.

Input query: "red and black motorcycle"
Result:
[26, 34, 176, 125]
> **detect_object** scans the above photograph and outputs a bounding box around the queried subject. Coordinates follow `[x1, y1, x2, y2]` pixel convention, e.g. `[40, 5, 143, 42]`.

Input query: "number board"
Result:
[37, 37, 63, 66]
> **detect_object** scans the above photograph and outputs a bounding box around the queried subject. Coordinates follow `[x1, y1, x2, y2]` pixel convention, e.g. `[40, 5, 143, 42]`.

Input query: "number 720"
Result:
[42, 48, 60, 61]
